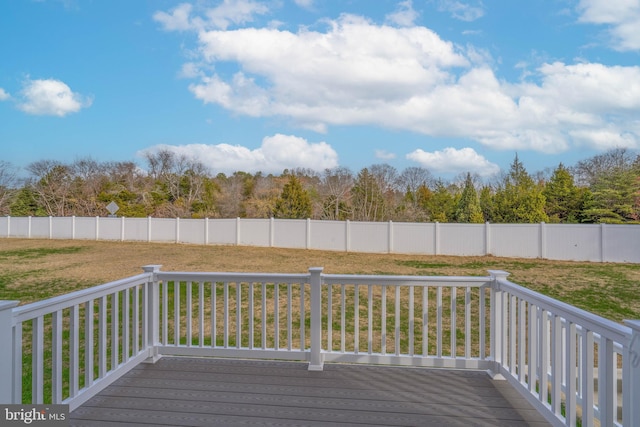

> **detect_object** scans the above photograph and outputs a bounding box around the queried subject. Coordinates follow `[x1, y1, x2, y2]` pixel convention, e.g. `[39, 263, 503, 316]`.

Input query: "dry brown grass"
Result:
[1, 238, 639, 322]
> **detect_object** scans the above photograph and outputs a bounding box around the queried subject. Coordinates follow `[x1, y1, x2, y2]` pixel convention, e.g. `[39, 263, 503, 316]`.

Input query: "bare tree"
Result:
[319, 167, 354, 220]
[0, 160, 19, 215]
[27, 160, 72, 216]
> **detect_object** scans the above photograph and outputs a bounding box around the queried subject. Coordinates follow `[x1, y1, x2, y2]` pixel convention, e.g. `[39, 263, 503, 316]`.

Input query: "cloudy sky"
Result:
[1, 0, 639, 178]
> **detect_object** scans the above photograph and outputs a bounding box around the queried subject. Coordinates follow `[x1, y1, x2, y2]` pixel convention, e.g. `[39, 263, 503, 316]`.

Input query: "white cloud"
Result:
[406, 147, 499, 176]
[154, 0, 269, 32]
[294, 0, 314, 10]
[0, 88, 9, 101]
[577, 0, 640, 51]
[139, 134, 338, 174]
[438, 0, 485, 22]
[17, 78, 92, 117]
[159, 6, 640, 155]
[375, 149, 396, 160]
[385, 0, 419, 27]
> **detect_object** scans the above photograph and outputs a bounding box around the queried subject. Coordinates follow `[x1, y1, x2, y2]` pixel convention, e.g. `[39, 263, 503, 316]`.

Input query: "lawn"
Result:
[1, 238, 639, 323]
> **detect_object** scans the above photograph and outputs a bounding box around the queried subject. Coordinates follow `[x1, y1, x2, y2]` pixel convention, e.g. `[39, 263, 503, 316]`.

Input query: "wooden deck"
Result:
[69, 357, 551, 426]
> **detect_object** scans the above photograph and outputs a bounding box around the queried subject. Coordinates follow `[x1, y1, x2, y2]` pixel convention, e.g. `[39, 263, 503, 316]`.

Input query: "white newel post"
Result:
[488, 270, 510, 379]
[624, 320, 640, 426]
[0, 300, 19, 403]
[143, 265, 162, 363]
[308, 267, 324, 371]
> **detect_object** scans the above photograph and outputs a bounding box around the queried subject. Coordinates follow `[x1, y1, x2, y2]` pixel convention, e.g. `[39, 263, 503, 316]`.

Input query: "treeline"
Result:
[0, 148, 639, 224]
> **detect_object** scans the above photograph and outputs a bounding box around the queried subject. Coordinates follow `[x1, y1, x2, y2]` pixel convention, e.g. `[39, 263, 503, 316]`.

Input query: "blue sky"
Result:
[1, 0, 639, 180]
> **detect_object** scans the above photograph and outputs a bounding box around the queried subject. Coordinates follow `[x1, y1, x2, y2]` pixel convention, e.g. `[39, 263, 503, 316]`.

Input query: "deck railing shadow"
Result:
[1, 266, 639, 427]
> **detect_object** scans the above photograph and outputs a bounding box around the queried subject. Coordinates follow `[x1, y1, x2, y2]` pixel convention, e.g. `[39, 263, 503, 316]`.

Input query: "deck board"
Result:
[70, 357, 551, 426]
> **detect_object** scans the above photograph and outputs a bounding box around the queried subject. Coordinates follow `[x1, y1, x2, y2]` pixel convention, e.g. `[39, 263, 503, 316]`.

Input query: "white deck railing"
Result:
[1, 266, 639, 427]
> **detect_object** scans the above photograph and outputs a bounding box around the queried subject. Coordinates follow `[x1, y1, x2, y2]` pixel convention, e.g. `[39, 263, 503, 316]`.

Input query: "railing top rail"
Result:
[497, 277, 630, 343]
[156, 271, 311, 283]
[12, 273, 151, 324]
[321, 273, 492, 287]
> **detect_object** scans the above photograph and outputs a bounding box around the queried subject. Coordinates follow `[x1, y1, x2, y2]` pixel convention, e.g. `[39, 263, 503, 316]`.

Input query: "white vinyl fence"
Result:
[1, 216, 639, 263]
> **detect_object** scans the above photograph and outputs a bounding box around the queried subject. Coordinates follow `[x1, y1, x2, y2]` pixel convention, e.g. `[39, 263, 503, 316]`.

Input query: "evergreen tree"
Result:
[543, 163, 583, 223]
[493, 155, 548, 223]
[581, 166, 640, 223]
[273, 175, 312, 219]
[425, 179, 456, 222]
[454, 173, 484, 223]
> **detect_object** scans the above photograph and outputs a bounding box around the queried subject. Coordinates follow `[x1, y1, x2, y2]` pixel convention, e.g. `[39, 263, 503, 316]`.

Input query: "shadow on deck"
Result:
[69, 357, 551, 426]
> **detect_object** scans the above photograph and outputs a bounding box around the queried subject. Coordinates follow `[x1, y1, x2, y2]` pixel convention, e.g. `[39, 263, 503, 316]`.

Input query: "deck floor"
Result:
[70, 357, 551, 426]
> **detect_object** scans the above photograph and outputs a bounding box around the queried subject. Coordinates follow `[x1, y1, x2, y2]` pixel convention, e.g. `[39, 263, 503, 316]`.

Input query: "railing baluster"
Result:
[551, 313, 562, 417]
[111, 292, 119, 370]
[354, 284, 359, 354]
[98, 296, 107, 378]
[52, 310, 63, 403]
[451, 286, 456, 357]
[274, 283, 279, 350]
[436, 286, 442, 358]
[211, 282, 217, 348]
[123, 288, 130, 359]
[69, 305, 79, 398]
[409, 285, 414, 357]
[381, 285, 387, 355]
[465, 286, 471, 359]
[132, 285, 139, 354]
[581, 329, 595, 426]
[327, 284, 333, 352]
[85, 300, 94, 388]
[199, 281, 204, 347]
[368, 285, 373, 355]
[510, 294, 517, 375]
[162, 282, 168, 346]
[518, 298, 526, 384]
[479, 287, 485, 360]
[423, 286, 428, 357]
[565, 321, 578, 426]
[261, 282, 266, 349]
[340, 284, 346, 353]
[236, 282, 242, 348]
[394, 285, 400, 356]
[287, 283, 292, 351]
[223, 281, 229, 348]
[299, 282, 305, 351]
[249, 282, 254, 349]
[528, 303, 538, 394]
[539, 309, 549, 405]
[172, 283, 178, 347]
[186, 281, 192, 347]
[598, 337, 615, 426]
[13, 322, 22, 403]
[32, 316, 44, 404]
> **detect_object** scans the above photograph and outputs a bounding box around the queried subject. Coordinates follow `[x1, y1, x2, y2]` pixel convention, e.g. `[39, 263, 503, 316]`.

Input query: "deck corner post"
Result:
[624, 320, 640, 426]
[488, 270, 510, 379]
[0, 300, 20, 403]
[142, 265, 162, 363]
[308, 267, 324, 371]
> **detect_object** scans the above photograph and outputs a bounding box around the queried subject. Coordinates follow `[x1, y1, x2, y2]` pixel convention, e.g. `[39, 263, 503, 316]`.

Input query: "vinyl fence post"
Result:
[0, 300, 20, 403]
[624, 320, 640, 426]
[308, 267, 324, 371]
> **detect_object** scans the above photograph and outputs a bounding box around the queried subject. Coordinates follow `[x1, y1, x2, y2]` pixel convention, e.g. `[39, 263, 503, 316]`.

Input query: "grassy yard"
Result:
[1, 238, 639, 323]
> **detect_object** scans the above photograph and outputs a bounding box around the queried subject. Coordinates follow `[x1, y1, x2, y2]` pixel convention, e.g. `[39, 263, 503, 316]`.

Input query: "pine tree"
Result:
[493, 155, 548, 223]
[543, 163, 583, 223]
[454, 173, 484, 223]
[273, 175, 312, 219]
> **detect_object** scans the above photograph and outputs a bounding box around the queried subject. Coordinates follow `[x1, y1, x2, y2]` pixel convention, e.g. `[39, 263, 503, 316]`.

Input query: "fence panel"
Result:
[440, 224, 485, 256]
[150, 218, 175, 242]
[74, 217, 97, 240]
[208, 218, 237, 245]
[491, 224, 539, 258]
[309, 220, 346, 251]
[178, 219, 206, 245]
[349, 222, 388, 253]
[604, 225, 640, 263]
[239, 219, 270, 247]
[51, 218, 73, 239]
[392, 222, 434, 254]
[545, 224, 601, 262]
[273, 219, 306, 249]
